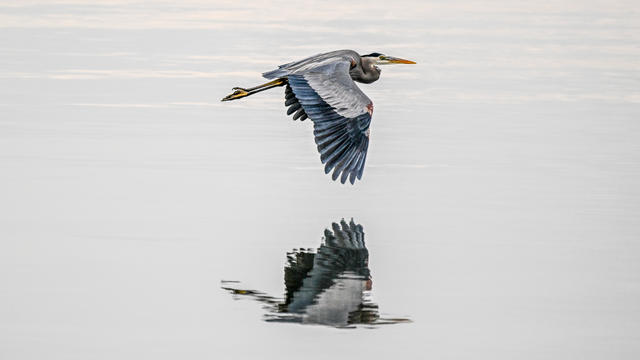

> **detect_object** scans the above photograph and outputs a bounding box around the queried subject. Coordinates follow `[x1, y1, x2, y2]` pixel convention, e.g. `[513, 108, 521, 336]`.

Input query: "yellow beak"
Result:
[383, 56, 416, 64]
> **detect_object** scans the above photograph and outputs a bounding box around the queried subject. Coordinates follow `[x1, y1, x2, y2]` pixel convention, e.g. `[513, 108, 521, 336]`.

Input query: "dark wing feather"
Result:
[284, 83, 308, 121]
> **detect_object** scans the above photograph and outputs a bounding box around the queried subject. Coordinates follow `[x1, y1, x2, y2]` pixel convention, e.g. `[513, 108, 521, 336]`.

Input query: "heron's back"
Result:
[262, 49, 360, 79]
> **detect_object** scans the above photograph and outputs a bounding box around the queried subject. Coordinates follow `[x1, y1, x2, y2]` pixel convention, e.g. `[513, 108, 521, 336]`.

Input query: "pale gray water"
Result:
[1, 0, 639, 359]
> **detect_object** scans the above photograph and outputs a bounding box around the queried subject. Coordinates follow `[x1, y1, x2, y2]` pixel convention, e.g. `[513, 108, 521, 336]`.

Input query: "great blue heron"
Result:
[221, 50, 416, 184]
[221, 219, 411, 327]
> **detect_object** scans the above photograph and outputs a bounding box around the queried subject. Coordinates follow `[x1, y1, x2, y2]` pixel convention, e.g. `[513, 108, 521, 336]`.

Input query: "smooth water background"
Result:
[1, 0, 639, 358]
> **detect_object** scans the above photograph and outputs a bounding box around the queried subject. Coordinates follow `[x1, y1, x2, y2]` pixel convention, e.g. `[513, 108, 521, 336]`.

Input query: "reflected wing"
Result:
[322, 218, 366, 250]
[316, 219, 369, 276]
[287, 219, 369, 313]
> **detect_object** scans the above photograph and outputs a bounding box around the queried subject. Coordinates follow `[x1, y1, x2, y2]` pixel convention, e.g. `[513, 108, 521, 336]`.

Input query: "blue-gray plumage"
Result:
[222, 49, 415, 184]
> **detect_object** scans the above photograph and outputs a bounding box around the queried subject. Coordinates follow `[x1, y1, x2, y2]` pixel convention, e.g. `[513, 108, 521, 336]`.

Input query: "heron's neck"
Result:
[350, 58, 380, 84]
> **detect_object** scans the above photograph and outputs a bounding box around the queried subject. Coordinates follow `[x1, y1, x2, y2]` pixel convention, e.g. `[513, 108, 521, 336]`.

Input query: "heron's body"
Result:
[222, 49, 415, 184]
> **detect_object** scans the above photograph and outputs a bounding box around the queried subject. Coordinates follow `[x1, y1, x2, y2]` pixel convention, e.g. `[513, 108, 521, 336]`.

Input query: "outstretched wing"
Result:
[265, 51, 372, 184]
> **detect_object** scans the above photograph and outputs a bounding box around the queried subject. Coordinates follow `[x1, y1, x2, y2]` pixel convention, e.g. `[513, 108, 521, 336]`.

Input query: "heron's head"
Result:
[361, 52, 416, 65]
[352, 53, 415, 83]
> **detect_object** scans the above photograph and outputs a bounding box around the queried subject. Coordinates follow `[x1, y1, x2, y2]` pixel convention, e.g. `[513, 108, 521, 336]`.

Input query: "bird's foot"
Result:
[221, 88, 250, 102]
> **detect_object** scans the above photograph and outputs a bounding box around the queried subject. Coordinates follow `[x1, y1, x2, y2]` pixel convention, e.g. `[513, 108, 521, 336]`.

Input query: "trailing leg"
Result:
[221, 78, 286, 101]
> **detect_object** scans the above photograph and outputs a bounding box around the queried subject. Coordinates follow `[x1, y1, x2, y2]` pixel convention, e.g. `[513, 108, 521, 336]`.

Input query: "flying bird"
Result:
[221, 50, 415, 184]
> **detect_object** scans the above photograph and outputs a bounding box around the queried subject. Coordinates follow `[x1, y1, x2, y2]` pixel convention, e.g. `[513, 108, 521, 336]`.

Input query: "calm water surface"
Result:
[1, 0, 639, 359]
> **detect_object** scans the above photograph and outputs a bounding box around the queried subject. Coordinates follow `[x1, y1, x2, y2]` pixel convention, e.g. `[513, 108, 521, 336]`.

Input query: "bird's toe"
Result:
[221, 89, 250, 101]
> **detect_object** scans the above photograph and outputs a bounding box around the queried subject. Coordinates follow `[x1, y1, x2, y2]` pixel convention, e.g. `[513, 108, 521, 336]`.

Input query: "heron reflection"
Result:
[221, 219, 410, 328]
